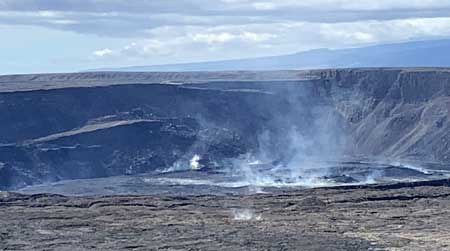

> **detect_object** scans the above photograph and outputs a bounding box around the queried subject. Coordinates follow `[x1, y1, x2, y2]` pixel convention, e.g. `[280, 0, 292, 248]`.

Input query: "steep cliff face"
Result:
[0, 82, 299, 189]
[1, 68, 449, 189]
[320, 69, 450, 162]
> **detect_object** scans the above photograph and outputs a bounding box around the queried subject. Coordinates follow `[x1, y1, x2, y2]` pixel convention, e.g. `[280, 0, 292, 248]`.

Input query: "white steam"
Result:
[390, 162, 432, 175]
[190, 154, 201, 170]
[230, 155, 336, 189]
[161, 154, 202, 172]
[229, 104, 349, 188]
[231, 208, 261, 221]
[364, 168, 384, 184]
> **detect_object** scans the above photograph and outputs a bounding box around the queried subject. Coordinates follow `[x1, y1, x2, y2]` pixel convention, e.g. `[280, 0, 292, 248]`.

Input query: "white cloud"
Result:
[92, 39, 175, 60]
[317, 17, 450, 46]
[234, 0, 450, 11]
[91, 16, 450, 64]
[47, 19, 78, 25]
[220, 0, 249, 3]
[252, 2, 277, 10]
[189, 31, 276, 44]
[125, 40, 173, 57]
[241, 32, 276, 42]
[37, 11, 62, 18]
[1, 0, 450, 38]
[93, 48, 113, 57]
[4, 0, 450, 71]
[191, 32, 236, 43]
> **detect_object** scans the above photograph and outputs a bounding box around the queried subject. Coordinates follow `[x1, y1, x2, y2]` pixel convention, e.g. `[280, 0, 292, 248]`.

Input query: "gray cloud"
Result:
[2, 0, 450, 70]
[2, 0, 450, 13]
[1, 0, 450, 37]
[0, 0, 202, 14]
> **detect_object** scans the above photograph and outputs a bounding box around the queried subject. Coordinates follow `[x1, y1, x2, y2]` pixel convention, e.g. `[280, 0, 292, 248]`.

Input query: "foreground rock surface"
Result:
[1, 179, 450, 250]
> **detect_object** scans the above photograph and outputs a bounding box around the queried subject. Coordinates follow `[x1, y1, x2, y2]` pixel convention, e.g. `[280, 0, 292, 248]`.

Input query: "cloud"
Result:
[92, 40, 176, 61]
[1, 0, 450, 37]
[90, 16, 450, 63]
[2, 0, 450, 71]
[191, 32, 236, 44]
[241, 32, 276, 42]
[190, 31, 275, 44]
[252, 2, 277, 10]
[2, 0, 450, 13]
[92, 48, 112, 57]
[121, 41, 173, 57]
[316, 17, 450, 45]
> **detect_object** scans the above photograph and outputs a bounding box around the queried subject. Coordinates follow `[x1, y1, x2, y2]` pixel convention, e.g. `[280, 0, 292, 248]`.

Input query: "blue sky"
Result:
[1, 0, 450, 74]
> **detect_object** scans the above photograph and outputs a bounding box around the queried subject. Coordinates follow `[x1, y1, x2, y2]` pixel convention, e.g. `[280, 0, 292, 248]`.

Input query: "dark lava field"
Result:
[1, 68, 450, 250]
[2, 179, 450, 250]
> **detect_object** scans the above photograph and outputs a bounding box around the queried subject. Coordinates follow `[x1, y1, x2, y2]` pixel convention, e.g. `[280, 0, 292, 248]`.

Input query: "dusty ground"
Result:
[1, 179, 450, 250]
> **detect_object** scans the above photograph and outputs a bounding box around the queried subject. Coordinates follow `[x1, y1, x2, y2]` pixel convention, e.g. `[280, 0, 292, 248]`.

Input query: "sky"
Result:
[1, 0, 450, 74]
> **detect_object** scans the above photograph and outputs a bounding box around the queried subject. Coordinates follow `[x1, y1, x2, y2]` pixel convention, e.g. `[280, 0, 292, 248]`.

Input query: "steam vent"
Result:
[2, 68, 450, 250]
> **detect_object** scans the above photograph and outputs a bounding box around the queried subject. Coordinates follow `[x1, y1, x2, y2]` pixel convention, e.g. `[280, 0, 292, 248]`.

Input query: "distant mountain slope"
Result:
[93, 39, 450, 72]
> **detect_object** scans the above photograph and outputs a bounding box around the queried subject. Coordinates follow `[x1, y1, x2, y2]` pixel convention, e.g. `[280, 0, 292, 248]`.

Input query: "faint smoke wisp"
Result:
[231, 208, 261, 221]
[231, 98, 349, 188]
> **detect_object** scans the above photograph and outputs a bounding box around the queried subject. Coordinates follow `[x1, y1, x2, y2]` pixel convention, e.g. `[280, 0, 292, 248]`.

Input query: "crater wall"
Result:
[1, 68, 449, 189]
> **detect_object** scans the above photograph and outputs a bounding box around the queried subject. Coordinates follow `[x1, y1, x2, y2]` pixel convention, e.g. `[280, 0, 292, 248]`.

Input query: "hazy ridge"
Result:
[91, 39, 450, 72]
